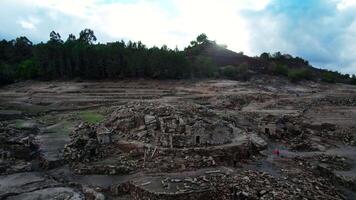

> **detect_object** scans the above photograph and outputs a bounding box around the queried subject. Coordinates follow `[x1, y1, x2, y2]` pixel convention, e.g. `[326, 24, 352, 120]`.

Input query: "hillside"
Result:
[0, 31, 355, 85]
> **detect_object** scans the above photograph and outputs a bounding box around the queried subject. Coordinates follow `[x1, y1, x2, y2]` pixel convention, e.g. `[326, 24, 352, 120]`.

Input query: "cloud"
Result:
[0, 0, 269, 48]
[18, 19, 36, 30]
[243, 0, 356, 74]
[337, 0, 356, 10]
[0, 0, 355, 74]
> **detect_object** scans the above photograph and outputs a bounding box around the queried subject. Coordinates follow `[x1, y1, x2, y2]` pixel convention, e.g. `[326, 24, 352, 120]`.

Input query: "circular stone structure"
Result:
[98, 102, 241, 148]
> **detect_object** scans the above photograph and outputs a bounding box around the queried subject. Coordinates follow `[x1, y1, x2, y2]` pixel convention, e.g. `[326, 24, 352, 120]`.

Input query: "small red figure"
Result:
[273, 149, 280, 157]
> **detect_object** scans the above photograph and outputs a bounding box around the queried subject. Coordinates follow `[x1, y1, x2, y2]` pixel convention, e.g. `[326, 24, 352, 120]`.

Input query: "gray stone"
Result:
[6, 187, 84, 200]
[0, 172, 60, 198]
[144, 115, 156, 125]
[249, 134, 267, 150]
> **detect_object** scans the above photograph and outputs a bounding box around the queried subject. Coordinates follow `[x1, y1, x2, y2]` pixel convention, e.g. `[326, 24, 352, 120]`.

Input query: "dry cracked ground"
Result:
[1, 76, 356, 199]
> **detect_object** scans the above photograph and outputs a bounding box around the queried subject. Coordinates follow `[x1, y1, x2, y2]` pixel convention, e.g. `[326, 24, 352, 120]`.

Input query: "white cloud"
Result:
[1, 0, 270, 52]
[337, 0, 356, 10]
[17, 16, 40, 30]
[1, 0, 356, 74]
[18, 20, 36, 30]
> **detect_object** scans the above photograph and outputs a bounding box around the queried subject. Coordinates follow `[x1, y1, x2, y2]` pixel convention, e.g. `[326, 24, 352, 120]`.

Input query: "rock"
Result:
[144, 115, 156, 125]
[0, 172, 60, 198]
[82, 186, 106, 200]
[6, 187, 84, 200]
[249, 134, 267, 150]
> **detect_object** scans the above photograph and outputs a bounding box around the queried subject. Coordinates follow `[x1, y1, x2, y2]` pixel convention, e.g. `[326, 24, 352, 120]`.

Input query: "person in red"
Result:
[273, 149, 280, 156]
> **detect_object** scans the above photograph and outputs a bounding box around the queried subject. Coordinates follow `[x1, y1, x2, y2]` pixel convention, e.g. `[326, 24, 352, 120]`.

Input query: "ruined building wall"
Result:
[101, 103, 237, 148]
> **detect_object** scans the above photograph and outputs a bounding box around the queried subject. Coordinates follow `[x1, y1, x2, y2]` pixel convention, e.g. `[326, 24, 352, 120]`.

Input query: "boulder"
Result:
[249, 134, 267, 150]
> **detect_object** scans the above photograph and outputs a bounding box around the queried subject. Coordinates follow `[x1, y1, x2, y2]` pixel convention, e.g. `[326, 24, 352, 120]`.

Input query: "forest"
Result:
[1, 29, 355, 85]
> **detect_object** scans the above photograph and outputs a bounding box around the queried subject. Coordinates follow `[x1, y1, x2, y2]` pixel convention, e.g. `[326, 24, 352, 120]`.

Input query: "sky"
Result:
[0, 0, 356, 74]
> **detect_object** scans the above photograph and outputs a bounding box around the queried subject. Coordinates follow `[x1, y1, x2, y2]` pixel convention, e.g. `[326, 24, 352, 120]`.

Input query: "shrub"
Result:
[287, 68, 311, 82]
[236, 63, 250, 80]
[220, 63, 250, 80]
[221, 65, 237, 79]
[273, 64, 289, 76]
[321, 71, 337, 83]
[192, 56, 218, 78]
[17, 59, 39, 79]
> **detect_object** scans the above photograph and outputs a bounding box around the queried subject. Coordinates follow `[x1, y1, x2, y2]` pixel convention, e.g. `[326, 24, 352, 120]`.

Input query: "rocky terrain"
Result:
[1, 77, 356, 199]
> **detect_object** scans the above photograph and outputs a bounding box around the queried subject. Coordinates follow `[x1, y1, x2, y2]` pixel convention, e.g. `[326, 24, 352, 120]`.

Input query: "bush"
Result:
[17, 59, 39, 79]
[273, 64, 289, 76]
[236, 63, 250, 80]
[221, 65, 237, 79]
[192, 56, 218, 78]
[287, 68, 311, 82]
[220, 63, 250, 80]
[321, 71, 337, 83]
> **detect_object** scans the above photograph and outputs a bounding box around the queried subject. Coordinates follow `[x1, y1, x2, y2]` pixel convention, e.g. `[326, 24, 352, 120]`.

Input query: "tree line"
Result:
[0, 29, 355, 85]
[0, 30, 215, 85]
[261, 52, 356, 84]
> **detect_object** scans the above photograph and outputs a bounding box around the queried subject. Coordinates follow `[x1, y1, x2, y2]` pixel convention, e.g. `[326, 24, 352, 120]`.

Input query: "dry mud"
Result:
[1, 77, 356, 199]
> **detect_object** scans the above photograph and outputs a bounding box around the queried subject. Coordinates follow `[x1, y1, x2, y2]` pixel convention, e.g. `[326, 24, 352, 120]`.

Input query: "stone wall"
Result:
[102, 102, 238, 148]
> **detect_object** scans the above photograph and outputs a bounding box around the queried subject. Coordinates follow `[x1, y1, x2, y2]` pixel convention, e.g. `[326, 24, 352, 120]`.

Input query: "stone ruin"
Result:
[99, 102, 242, 148]
[259, 114, 304, 139]
[63, 102, 268, 172]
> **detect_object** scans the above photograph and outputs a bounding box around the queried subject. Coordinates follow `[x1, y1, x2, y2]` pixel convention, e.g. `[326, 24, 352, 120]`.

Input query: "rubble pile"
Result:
[325, 127, 356, 146]
[341, 128, 356, 146]
[295, 155, 356, 194]
[259, 114, 355, 152]
[305, 123, 356, 146]
[230, 169, 343, 200]
[63, 122, 102, 162]
[311, 96, 356, 106]
[126, 173, 231, 200]
[69, 134, 258, 174]
[314, 154, 352, 171]
[288, 133, 316, 151]
[124, 168, 343, 200]
[214, 93, 272, 110]
[259, 115, 317, 150]
[0, 123, 39, 175]
[71, 151, 139, 175]
[140, 149, 222, 173]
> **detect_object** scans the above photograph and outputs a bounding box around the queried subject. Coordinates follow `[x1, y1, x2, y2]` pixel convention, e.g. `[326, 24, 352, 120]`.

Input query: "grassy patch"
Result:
[14, 119, 26, 129]
[79, 111, 104, 124]
[45, 120, 73, 137]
